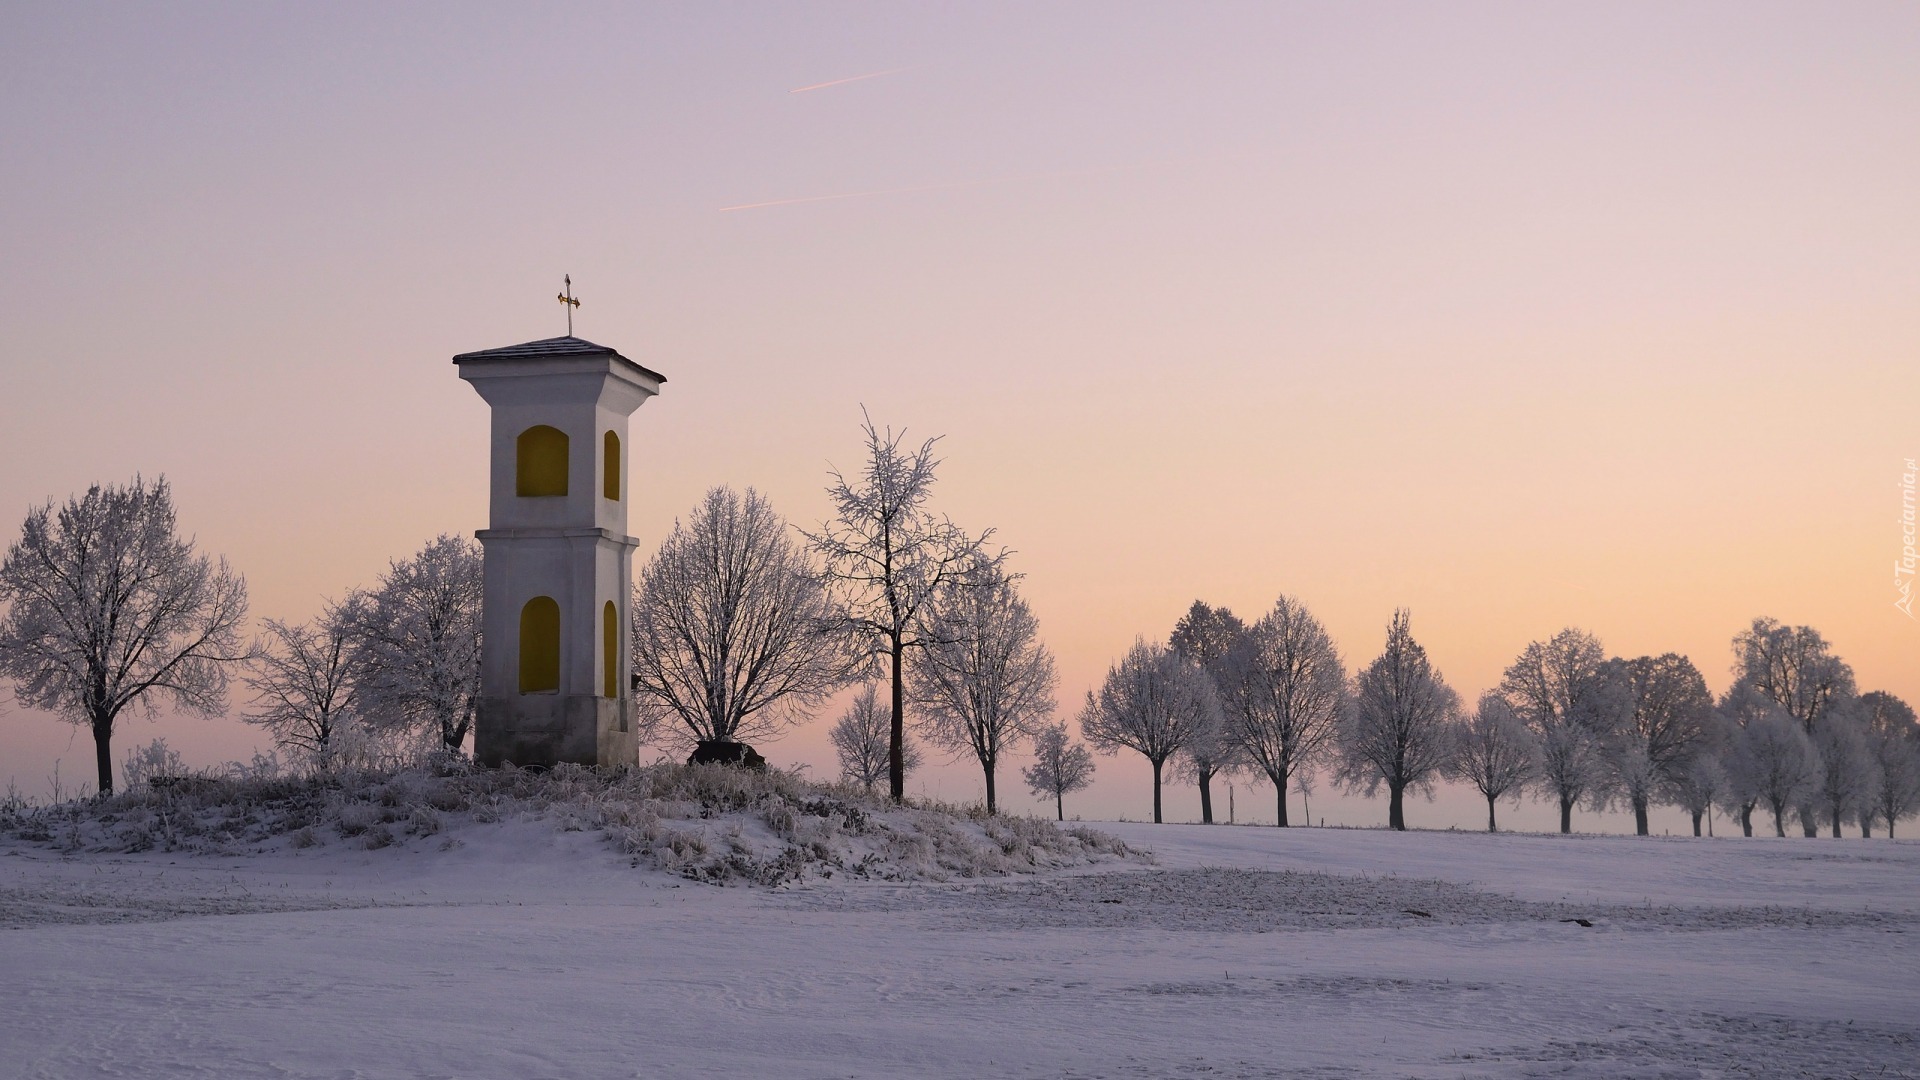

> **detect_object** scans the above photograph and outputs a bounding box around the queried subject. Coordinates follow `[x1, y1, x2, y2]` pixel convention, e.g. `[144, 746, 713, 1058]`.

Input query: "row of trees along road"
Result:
[5, 453, 1916, 835]
[1079, 597, 1920, 836]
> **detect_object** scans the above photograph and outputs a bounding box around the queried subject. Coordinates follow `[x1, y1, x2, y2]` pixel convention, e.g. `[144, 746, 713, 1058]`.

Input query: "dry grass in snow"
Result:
[0, 758, 1141, 886]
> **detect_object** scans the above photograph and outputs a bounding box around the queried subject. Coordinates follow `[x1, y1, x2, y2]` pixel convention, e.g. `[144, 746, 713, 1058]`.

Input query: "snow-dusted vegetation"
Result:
[1, 758, 1140, 886]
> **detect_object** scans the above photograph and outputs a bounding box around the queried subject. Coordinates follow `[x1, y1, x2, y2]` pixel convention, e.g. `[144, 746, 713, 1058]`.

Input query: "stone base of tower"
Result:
[474, 695, 636, 770]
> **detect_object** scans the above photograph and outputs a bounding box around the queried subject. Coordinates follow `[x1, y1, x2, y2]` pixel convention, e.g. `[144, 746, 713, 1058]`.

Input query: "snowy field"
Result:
[4, 819, 1917, 1079]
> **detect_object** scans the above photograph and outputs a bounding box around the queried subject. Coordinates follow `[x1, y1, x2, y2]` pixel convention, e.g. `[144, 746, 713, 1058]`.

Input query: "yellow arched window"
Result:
[602, 600, 619, 699]
[603, 431, 620, 501]
[519, 596, 561, 693]
[516, 426, 569, 497]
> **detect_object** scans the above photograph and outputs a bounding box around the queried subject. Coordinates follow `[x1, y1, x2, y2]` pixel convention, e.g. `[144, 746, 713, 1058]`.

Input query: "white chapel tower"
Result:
[454, 334, 665, 768]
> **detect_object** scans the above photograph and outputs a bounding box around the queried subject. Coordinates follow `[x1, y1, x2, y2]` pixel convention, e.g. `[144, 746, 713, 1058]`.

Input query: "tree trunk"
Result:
[1830, 815, 1841, 839]
[1388, 783, 1406, 831]
[1056, 790, 1064, 822]
[1740, 805, 1753, 838]
[1275, 768, 1290, 828]
[1559, 796, 1573, 834]
[92, 716, 114, 796]
[888, 630, 905, 804]
[1690, 810, 1702, 837]
[1150, 757, 1163, 824]
[1197, 768, 1214, 824]
[1772, 804, 1787, 837]
[1862, 819, 1872, 839]
[1633, 797, 1649, 837]
[1487, 795, 1497, 833]
[983, 759, 997, 815]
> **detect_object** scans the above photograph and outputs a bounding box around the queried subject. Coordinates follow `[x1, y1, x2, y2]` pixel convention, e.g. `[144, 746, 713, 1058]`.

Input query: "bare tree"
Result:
[1168, 600, 1248, 823]
[1447, 692, 1538, 832]
[1024, 720, 1096, 820]
[1861, 691, 1920, 838]
[348, 535, 483, 752]
[630, 487, 848, 754]
[1338, 610, 1459, 831]
[1809, 709, 1876, 838]
[806, 413, 994, 802]
[1171, 707, 1243, 825]
[1223, 595, 1345, 827]
[909, 558, 1055, 813]
[1725, 709, 1820, 837]
[1607, 653, 1715, 836]
[1713, 681, 1781, 836]
[1666, 747, 1727, 837]
[0, 477, 250, 794]
[1731, 617, 1856, 733]
[243, 599, 359, 768]
[830, 682, 922, 794]
[1498, 628, 1620, 833]
[1080, 638, 1215, 823]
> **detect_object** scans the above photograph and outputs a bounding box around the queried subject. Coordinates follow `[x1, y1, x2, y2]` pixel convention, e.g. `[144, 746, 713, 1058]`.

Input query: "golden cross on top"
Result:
[557, 274, 581, 335]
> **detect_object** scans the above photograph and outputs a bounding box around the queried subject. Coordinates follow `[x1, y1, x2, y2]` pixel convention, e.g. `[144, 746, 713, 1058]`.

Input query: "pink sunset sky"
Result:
[2, 3, 1915, 831]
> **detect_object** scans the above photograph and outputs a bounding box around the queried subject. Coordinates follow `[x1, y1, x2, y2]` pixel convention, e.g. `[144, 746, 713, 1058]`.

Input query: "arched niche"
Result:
[603, 431, 621, 501]
[519, 596, 561, 693]
[602, 600, 619, 699]
[516, 426, 569, 497]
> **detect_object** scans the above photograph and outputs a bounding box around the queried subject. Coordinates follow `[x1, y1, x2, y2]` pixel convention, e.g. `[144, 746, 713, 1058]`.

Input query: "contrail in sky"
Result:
[719, 162, 1147, 213]
[721, 179, 989, 213]
[788, 68, 909, 94]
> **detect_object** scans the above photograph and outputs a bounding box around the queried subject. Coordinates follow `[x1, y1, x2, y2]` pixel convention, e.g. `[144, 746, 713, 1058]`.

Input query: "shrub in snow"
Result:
[4, 758, 1141, 886]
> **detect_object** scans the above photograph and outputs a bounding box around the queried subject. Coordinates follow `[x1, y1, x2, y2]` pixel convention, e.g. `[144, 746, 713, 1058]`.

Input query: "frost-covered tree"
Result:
[909, 559, 1056, 813]
[1447, 693, 1538, 832]
[347, 535, 482, 753]
[243, 599, 359, 767]
[1860, 690, 1917, 734]
[1726, 710, 1820, 837]
[1080, 639, 1216, 824]
[1729, 617, 1857, 836]
[1170, 601, 1247, 669]
[1223, 595, 1344, 827]
[1713, 681, 1780, 836]
[1730, 617, 1856, 733]
[1338, 610, 1459, 831]
[631, 487, 848, 753]
[1666, 747, 1727, 837]
[1808, 709, 1876, 838]
[1860, 691, 1920, 838]
[831, 682, 922, 794]
[1497, 628, 1620, 833]
[806, 413, 995, 802]
[0, 477, 251, 794]
[1171, 706, 1243, 825]
[1168, 601, 1249, 823]
[1607, 653, 1715, 836]
[1024, 720, 1096, 820]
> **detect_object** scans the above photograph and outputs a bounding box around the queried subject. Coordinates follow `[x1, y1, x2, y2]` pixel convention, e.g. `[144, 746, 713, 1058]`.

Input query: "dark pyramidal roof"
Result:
[451, 336, 665, 382]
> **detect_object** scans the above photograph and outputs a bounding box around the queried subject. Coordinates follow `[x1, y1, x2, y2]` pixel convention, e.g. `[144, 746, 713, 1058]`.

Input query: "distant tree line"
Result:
[1078, 597, 1920, 837]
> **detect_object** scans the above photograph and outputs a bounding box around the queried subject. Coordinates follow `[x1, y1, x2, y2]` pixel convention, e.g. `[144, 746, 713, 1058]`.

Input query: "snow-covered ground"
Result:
[4, 819, 1915, 1079]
